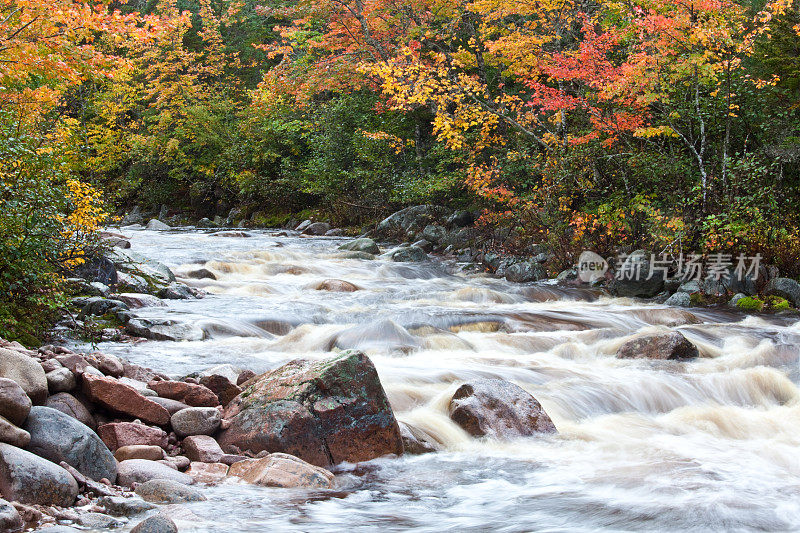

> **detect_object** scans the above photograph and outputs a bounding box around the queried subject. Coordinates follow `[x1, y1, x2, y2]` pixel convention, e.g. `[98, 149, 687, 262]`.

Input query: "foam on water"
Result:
[86, 227, 800, 532]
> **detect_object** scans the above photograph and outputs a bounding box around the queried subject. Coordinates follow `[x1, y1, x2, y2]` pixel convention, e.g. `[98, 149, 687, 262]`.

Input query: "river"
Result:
[84, 227, 800, 532]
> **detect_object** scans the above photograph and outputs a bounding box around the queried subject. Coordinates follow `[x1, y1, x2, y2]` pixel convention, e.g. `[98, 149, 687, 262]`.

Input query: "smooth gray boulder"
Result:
[0, 442, 79, 506]
[99, 495, 156, 517]
[23, 406, 117, 483]
[117, 459, 194, 487]
[135, 478, 206, 503]
[0, 348, 47, 404]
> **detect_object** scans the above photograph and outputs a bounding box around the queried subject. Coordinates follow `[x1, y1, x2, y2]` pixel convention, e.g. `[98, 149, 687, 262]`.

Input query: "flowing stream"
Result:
[85, 227, 800, 532]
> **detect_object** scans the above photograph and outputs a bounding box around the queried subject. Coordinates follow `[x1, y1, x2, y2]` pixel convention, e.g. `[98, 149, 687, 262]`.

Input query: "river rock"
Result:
[117, 460, 194, 487]
[616, 331, 699, 360]
[131, 515, 178, 533]
[228, 453, 334, 489]
[375, 205, 451, 239]
[398, 422, 438, 454]
[88, 352, 125, 377]
[338, 238, 379, 255]
[302, 222, 331, 235]
[115, 445, 164, 462]
[186, 461, 228, 484]
[664, 292, 691, 307]
[0, 348, 47, 404]
[77, 512, 124, 529]
[23, 406, 117, 483]
[448, 378, 556, 439]
[160, 455, 190, 471]
[170, 407, 221, 438]
[99, 495, 156, 517]
[98, 422, 168, 450]
[146, 219, 171, 230]
[609, 251, 665, 298]
[766, 278, 800, 307]
[0, 378, 32, 426]
[116, 293, 168, 309]
[332, 319, 419, 353]
[182, 435, 224, 463]
[125, 317, 204, 341]
[314, 279, 359, 292]
[0, 416, 30, 447]
[186, 268, 217, 280]
[150, 396, 190, 415]
[135, 478, 205, 503]
[46, 368, 76, 393]
[389, 245, 427, 262]
[109, 249, 176, 285]
[505, 261, 547, 283]
[198, 374, 241, 407]
[0, 443, 78, 506]
[219, 351, 403, 468]
[149, 380, 219, 407]
[45, 393, 96, 430]
[0, 498, 23, 532]
[421, 224, 447, 244]
[83, 374, 170, 425]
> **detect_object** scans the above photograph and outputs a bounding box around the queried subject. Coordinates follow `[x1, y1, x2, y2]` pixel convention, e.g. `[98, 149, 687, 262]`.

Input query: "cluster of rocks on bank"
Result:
[0, 329, 587, 531]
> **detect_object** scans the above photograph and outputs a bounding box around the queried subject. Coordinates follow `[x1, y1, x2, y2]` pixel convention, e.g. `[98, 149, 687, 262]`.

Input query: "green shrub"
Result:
[736, 296, 765, 311]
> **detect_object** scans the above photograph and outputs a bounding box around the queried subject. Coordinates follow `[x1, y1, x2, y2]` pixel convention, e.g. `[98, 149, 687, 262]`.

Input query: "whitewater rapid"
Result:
[86, 228, 800, 532]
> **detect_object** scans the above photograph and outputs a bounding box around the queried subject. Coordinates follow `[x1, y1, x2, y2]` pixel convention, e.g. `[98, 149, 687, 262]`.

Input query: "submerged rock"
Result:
[130, 515, 178, 533]
[314, 279, 359, 292]
[125, 317, 204, 341]
[337, 238, 380, 255]
[616, 331, 699, 360]
[219, 351, 403, 467]
[448, 378, 556, 439]
[228, 453, 334, 489]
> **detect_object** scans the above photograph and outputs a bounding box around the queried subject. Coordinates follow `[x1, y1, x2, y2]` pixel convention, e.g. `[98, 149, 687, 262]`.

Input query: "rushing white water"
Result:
[87, 228, 800, 532]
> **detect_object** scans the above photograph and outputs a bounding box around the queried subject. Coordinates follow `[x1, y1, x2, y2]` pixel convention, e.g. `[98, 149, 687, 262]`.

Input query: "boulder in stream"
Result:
[616, 331, 699, 360]
[337, 238, 380, 255]
[227, 453, 334, 489]
[218, 351, 403, 467]
[448, 378, 556, 439]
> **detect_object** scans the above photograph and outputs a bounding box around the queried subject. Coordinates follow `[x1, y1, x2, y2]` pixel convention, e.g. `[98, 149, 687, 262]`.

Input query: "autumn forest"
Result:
[2, 0, 800, 340]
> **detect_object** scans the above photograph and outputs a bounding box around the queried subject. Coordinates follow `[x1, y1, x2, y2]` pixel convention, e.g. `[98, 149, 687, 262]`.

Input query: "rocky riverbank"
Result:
[112, 203, 800, 316]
